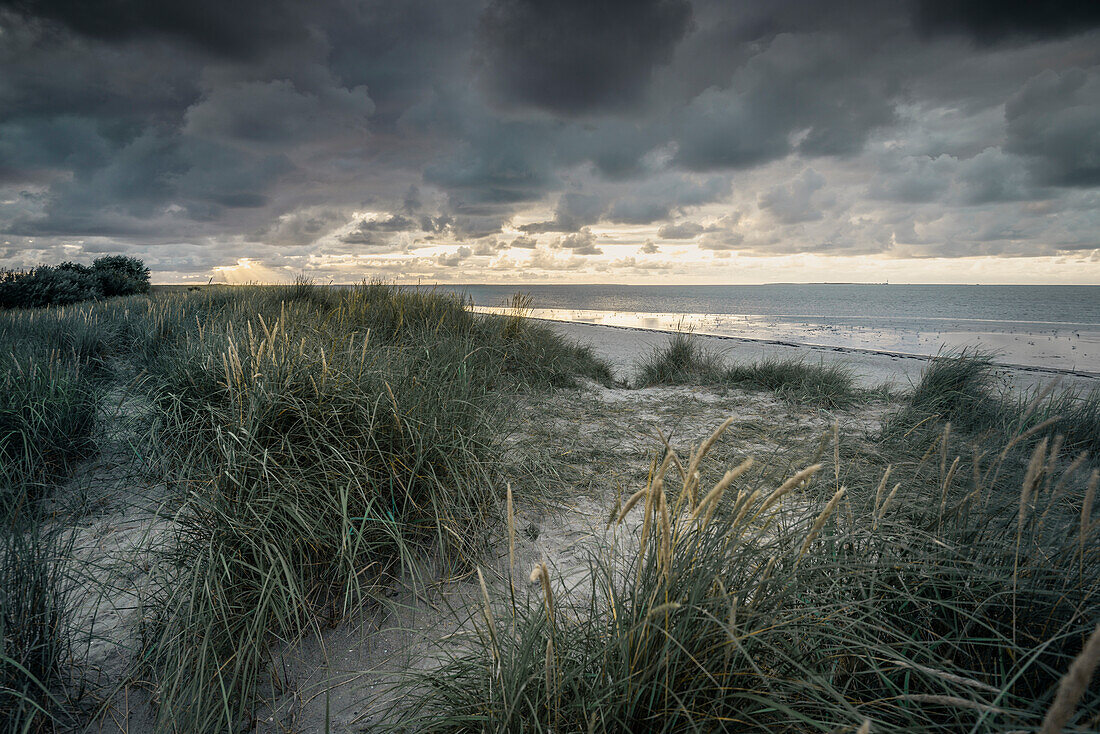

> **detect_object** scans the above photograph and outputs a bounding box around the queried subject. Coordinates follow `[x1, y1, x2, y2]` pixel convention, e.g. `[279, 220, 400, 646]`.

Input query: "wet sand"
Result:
[542, 319, 1100, 393]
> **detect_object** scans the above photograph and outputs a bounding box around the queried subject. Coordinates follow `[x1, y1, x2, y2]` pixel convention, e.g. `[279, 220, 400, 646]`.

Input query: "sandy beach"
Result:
[542, 318, 1100, 394]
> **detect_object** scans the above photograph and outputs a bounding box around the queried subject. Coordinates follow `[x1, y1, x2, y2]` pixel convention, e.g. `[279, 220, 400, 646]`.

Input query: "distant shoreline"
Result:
[532, 317, 1100, 383]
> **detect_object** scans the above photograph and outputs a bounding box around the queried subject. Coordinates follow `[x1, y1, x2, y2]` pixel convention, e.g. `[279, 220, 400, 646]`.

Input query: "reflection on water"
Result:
[473, 306, 1100, 374]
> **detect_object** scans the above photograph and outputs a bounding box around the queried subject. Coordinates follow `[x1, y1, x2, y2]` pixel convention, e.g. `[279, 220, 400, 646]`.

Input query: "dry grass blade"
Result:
[1082, 470, 1098, 578]
[757, 463, 822, 518]
[530, 563, 554, 626]
[1040, 622, 1100, 734]
[795, 486, 846, 565]
[873, 464, 893, 517]
[477, 567, 500, 662]
[893, 659, 999, 694]
[616, 487, 648, 524]
[895, 694, 1004, 714]
[691, 457, 754, 527]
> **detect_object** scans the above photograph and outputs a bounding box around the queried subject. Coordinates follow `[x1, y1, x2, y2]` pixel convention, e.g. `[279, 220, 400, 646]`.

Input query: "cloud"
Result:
[914, 0, 1100, 44]
[435, 245, 471, 266]
[657, 221, 704, 239]
[953, 147, 1039, 204]
[472, 239, 504, 255]
[1005, 68, 1100, 187]
[672, 33, 897, 171]
[340, 213, 425, 249]
[640, 240, 659, 254]
[476, 0, 692, 114]
[183, 79, 374, 146]
[868, 154, 955, 203]
[519, 192, 605, 232]
[606, 174, 729, 224]
[758, 168, 828, 224]
[2, 0, 1100, 278]
[551, 228, 602, 255]
[253, 207, 345, 246]
[0, 0, 311, 58]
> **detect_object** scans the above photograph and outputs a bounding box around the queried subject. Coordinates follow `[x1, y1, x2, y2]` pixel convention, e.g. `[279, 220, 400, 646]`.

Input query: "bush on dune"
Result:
[0, 256, 150, 310]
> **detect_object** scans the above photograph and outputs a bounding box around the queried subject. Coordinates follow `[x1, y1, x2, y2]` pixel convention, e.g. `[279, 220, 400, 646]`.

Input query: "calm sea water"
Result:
[432, 284, 1100, 374]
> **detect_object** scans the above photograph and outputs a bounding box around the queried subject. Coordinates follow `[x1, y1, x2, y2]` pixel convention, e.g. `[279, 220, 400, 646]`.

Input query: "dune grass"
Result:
[0, 357, 97, 508]
[884, 349, 1100, 467]
[0, 282, 612, 732]
[0, 509, 74, 734]
[635, 331, 725, 386]
[401, 412, 1099, 732]
[102, 282, 612, 731]
[142, 308, 504, 730]
[0, 306, 115, 732]
[636, 332, 859, 407]
[4, 285, 1098, 732]
[724, 355, 858, 408]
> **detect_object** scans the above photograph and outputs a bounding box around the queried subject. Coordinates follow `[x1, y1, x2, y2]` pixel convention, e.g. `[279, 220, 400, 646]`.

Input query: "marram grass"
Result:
[400, 414, 1099, 733]
[127, 282, 611, 731]
[635, 331, 859, 407]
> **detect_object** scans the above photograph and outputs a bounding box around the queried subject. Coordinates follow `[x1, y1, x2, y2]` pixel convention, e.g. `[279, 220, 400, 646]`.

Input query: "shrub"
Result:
[91, 255, 150, 298]
[0, 267, 102, 310]
[0, 256, 150, 310]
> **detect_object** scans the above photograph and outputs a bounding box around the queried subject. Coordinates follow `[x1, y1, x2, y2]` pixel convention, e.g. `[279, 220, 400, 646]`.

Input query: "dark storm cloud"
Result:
[605, 175, 729, 224]
[758, 169, 829, 224]
[1, 0, 1099, 276]
[914, 0, 1100, 44]
[0, 0, 309, 57]
[508, 235, 537, 249]
[354, 215, 418, 233]
[551, 229, 602, 256]
[672, 32, 898, 171]
[477, 0, 693, 114]
[1004, 68, 1100, 187]
[519, 193, 605, 233]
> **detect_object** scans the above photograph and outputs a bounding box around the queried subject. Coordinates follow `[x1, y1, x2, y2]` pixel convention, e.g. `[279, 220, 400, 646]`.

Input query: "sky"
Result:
[1, 0, 1099, 285]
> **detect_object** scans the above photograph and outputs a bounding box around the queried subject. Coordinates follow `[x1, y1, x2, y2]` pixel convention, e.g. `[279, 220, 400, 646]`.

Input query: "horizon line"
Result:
[151, 280, 1100, 287]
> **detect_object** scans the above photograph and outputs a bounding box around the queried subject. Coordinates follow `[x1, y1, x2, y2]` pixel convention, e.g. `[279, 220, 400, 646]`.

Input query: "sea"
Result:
[430, 284, 1100, 375]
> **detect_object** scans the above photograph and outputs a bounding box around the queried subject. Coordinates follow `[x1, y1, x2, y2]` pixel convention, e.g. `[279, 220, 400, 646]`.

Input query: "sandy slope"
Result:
[62, 325, 1094, 731]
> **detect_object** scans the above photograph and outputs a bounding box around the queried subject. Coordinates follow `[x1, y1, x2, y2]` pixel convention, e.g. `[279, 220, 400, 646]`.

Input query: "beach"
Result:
[540, 318, 1100, 393]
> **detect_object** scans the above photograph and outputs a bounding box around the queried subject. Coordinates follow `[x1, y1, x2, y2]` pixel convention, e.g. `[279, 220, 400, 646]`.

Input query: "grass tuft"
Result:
[127, 282, 607, 730]
[724, 356, 858, 408]
[635, 332, 723, 386]
[0, 509, 73, 733]
[636, 333, 859, 407]
[402, 414, 1099, 732]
